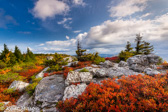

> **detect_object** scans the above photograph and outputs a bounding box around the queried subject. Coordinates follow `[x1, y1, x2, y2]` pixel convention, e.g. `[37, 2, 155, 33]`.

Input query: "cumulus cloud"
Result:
[0, 9, 18, 28]
[109, 0, 150, 18]
[66, 35, 70, 39]
[140, 13, 151, 18]
[32, 0, 70, 20]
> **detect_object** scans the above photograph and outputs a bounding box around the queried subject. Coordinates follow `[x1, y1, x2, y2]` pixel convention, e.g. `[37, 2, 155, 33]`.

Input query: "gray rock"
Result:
[9, 81, 29, 92]
[65, 71, 93, 86]
[63, 57, 73, 63]
[36, 67, 49, 78]
[92, 78, 109, 84]
[144, 68, 160, 76]
[100, 60, 114, 68]
[16, 92, 33, 107]
[107, 67, 144, 78]
[63, 83, 87, 101]
[127, 54, 160, 72]
[33, 75, 65, 108]
[118, 61, 128, 67]
[95, 68, 108, 77]
[4, 105, 40, 112]
[42, 107, 58, 112]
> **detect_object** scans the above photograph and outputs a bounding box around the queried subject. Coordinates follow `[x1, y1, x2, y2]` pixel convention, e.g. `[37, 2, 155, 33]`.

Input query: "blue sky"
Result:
[0, 0, 168, 60]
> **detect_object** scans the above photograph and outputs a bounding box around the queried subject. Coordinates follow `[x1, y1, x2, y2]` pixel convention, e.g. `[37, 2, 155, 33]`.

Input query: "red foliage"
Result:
[70, 82, 80, 86]
[105, 56, 119, 62]
[76, 61, 92, 69]
[63, 67, 74, 79]
[57, 74, 168, 112]
[19, 66, 44, 81]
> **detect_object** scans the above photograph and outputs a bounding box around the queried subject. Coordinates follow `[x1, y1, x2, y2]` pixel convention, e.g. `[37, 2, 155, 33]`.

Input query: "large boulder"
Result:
[16, 92, 33, 107]
[107, 67, 144, 78]
[8, 81, 29, 92]
[100, 60, 114, 68]
[65, 71, 93, 86]
[63, 83, 87, 101]
[118, 61, 128, 67]
[46, 56, 53, 60]
[127, 54, 160, 72]
[144, 68, 160, 76]
[33, 75, 65, 108]
[95, 68, 108, 77]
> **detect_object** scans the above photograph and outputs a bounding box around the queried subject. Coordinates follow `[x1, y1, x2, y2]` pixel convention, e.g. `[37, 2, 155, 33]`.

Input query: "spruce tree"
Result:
[135, 34, 144, 54]
[142, 41, 154, 55]
[76, 40, 86, 61]
[14, 46, 23, 62]
[125, 41, 133, 52]
[25, 48, 35, 61]
[0, 44, 10, 61]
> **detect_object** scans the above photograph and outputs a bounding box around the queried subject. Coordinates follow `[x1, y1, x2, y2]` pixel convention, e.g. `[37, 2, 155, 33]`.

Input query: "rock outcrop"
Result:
[100, 60, 114, 68]
[8, 81, 29, 92]
[118, 61, 128, 67]
[127, 54, 160, 72]
[65, 71, 93, 86]
[33, 75, 65, 109]
[144, 68, 160, 76]
[63, 83, 87, 101]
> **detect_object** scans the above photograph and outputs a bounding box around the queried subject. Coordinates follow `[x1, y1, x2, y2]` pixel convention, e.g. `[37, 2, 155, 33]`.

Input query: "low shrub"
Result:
[11, 63, 22, 72]
[63, 67, 73, 79]
[0, 61, 6, 69]
[57, 74, 168, 112]
[79, 68, 89, 72]
[0, 72, 24, 84]
[47, 64, 62, 72]
[26, 77, 42, 95]
[118, 51, 134, 61]
[105, 56, 119, 63]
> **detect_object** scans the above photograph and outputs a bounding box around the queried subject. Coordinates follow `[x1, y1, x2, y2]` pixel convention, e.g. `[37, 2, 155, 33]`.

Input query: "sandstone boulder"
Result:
[100, 60, 114, 68]
[118, 61, 128, 67]
[144, 68, 160, 76]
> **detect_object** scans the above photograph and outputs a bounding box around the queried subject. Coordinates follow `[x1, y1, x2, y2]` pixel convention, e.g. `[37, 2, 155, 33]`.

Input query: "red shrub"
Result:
[57, 74, 168, 112]
[63, 67, 73, 79]
[105, 56, 119, 62]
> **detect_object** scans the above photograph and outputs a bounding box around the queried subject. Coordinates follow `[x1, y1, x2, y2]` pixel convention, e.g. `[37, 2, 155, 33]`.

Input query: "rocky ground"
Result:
[2, 54, 167, 112]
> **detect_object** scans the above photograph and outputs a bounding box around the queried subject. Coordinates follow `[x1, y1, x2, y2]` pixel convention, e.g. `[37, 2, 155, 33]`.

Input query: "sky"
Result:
[0, 0, 168, 60]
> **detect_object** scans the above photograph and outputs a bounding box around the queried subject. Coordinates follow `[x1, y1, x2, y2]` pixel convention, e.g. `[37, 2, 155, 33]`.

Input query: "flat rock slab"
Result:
[63, 83, 87, 101]
[33, 75, 65, 108]
[36, 67, 49, 78]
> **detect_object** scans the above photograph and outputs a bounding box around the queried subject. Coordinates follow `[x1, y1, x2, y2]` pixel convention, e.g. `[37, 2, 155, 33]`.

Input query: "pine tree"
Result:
[135, 34, 144, 54]
[76, 40, 86, 61]
[25, 48, 35, 62]
[142, 41, 154, 55]
[14, 46, 23, 62]
[125, 41, 133, 52]
[0, 44, 10, 61]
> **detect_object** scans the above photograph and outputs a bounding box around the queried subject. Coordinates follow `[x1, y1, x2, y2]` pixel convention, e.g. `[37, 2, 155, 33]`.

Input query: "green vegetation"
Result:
[119, 34, 154, 61]
[79, 68, 89, 72]
[26, 77, 42, 95]
[76, 39, 87, 61]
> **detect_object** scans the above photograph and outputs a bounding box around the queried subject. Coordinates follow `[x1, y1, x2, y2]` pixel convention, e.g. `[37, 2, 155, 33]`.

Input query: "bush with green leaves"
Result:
[0, 61, 6, 69]
[0, 72, 24, 84]
[11, 63, 22, 72]
[26, 77, 42, 95]
[80, 52, 105, 64]
[118, 50, 134, 61]
[79, 68, 89, 72]
[45, 53, 68, 72]
[3, 88, 16, 95]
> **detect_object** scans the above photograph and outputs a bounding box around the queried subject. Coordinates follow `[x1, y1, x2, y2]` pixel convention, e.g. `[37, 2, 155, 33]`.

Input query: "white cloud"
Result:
[72, 0, 86, 6]
[73, 30, 81, 33]
[141, 13, 151, 18]
[57, 18, 72, 29]
[66, 35, 70, 39]
[32, 0, 70, 20]
[109, 0, 150, 18]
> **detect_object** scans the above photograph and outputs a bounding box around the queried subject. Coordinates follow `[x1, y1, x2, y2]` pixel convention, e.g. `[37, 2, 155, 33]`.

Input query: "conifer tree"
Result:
[0, 44, 10, 61]
[142, 41, 154, 55]
[135, 34, 144, 54]
[14, 46, 23, 62]
[125, 41, 133, 52]
[76, 40, 86, 61]
[25, 48, 35, 61]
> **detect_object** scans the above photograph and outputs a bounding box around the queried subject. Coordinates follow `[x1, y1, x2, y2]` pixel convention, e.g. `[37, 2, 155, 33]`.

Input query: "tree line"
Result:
[0, 44, 35, 65]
